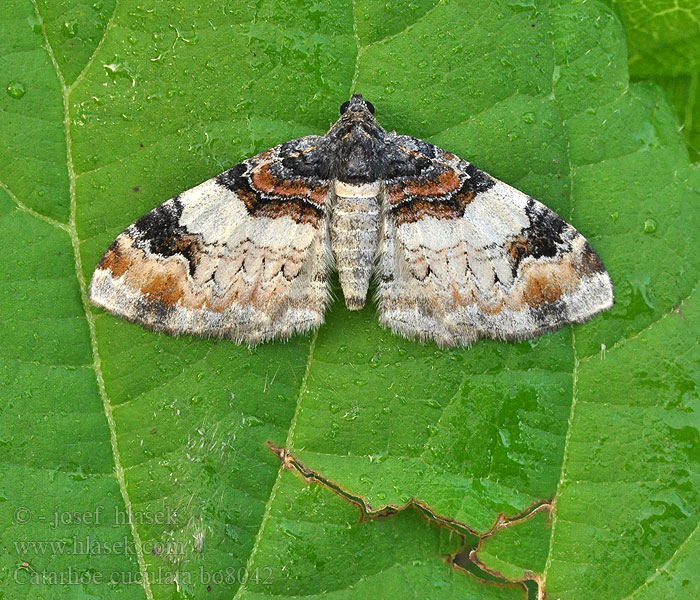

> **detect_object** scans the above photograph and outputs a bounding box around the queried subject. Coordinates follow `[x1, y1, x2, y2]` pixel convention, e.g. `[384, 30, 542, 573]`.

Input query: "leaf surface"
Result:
[610, 0, 700, 161]
[1, 1, 698, 599]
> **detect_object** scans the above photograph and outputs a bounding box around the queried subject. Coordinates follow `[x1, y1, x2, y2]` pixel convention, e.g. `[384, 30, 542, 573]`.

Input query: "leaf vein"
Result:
[29, 2, 153, 597]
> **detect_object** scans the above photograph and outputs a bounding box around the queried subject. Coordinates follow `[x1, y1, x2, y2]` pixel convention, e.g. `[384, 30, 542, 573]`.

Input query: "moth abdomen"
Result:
[331, 181, 381, 310]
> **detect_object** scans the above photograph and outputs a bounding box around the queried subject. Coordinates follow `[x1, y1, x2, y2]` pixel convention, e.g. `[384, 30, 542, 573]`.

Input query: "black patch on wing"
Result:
[278, 138, 332, 179]
[133, 296, 176, 331]
[132, 197, 184, 251]
[383, 144, 435, 180]
[508, 199, 570, 277]
[131, 197, 201, 276]
[529, 300, 567, 327]
[217, 137, 329, 191]
[216, 163, 250, 194]
[578, 241, 606, 275]
[463, 163, 495, 193]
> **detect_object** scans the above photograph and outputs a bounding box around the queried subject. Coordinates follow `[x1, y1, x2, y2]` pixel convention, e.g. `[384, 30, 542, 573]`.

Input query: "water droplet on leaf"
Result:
[28, 14, 42, 35]
[6, 81, 25, 99]
[62, 21, 78, 38]
[104, 62, 136, 86]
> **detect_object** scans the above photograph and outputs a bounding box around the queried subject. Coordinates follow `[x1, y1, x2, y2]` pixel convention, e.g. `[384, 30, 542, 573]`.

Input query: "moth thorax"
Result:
[333, 126, 383, 183]
[331, 181, 381, 310]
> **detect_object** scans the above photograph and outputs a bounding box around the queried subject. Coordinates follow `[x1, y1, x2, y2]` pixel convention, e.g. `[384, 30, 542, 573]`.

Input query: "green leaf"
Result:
[609, 0, 700, 161]
[1, 0, 698, 599]
[473, 505, 551, 585]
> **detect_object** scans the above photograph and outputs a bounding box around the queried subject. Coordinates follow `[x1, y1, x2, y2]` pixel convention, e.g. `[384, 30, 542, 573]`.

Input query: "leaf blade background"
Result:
[1, 0, 698, 599]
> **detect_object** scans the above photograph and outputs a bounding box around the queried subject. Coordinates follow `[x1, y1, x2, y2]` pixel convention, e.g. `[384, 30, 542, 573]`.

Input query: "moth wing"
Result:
[89, 136, 332, 344]
[376, 135, 613, 347]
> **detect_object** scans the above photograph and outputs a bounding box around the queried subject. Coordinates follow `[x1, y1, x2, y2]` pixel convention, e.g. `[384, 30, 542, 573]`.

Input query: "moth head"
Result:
[339, 94, 375, 116]
[332, 94, 381, 134]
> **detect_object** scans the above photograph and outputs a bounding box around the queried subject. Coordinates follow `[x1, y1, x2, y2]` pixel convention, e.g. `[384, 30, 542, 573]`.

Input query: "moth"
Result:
[89, 94, 613, 347]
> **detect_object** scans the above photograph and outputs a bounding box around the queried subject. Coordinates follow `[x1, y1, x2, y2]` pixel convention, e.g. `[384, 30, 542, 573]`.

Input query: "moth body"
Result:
[330, 183, 381, 310]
